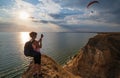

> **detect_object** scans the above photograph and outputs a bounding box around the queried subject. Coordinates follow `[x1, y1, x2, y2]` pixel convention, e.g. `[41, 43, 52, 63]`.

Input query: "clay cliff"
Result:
[22, 54, 80, 78]
[22, 33, 120, 78]
[64, 33, 120, 78]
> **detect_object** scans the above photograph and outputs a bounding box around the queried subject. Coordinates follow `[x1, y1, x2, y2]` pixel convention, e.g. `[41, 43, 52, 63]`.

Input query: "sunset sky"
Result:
[0, 0, 120, 32]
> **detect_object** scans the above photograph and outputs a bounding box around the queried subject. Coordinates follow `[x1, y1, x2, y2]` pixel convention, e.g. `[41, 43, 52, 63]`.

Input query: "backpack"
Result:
[24, 41, 33, 56]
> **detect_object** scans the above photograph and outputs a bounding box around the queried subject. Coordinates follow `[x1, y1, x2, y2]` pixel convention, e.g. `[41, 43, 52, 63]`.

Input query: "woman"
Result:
[24, 32, 43, 77]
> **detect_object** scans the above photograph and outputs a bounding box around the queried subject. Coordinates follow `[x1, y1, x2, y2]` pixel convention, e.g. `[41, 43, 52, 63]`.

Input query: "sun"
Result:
[19, 11, 30, 20]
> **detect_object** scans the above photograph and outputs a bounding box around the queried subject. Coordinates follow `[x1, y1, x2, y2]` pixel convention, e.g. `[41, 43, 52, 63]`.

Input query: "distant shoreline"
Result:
[97, 32, 120, 34]
[54, 32, 120, 33]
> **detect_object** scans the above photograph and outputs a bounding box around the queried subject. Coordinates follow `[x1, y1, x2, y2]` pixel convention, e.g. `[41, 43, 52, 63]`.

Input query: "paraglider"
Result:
[87, 1, 99, 8]
[87, 1, 99, 14]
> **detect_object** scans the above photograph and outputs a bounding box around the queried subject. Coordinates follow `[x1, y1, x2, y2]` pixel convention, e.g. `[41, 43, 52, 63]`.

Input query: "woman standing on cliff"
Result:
[24, 32, 43, 77]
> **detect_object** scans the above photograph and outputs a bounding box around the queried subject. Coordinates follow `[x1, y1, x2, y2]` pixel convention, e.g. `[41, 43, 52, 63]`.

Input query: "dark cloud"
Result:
[50, 8, 82, 19]
[50, 0, 120, 29]
[31, 19, 49, 24]
[58, 0, 89, 8]
[50, 13, 74, 19]
[40, 20, 49, 23]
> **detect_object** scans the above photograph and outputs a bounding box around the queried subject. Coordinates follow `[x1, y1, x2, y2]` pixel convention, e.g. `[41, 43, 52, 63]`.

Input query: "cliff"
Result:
[22, 54, 80, 78]
[64, 33, 120, 78]
[22, 33, 120, 78]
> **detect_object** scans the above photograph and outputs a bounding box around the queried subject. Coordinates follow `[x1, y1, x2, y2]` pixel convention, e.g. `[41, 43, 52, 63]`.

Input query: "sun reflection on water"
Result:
[20, 32, 30, 44]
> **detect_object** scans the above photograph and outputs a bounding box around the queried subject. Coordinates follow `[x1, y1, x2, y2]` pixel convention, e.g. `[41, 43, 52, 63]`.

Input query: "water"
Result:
[0, 32, 96, 78]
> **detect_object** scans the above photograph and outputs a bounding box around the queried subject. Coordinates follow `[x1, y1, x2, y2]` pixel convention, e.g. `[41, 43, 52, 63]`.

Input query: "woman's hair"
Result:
[29, 32, 37, 37]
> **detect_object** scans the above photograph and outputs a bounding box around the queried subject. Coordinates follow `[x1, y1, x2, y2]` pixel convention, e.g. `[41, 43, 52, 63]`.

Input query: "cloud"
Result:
[23, 0, 39, 5]
[13, 0, 36, 14]
[36, 0, 61, 14]
[58, 0, 88, 8]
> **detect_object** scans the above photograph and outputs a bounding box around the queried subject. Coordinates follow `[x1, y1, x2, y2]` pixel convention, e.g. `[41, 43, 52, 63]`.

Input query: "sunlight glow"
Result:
[19, 11, 30, 20]
[20, 32, 30, 44]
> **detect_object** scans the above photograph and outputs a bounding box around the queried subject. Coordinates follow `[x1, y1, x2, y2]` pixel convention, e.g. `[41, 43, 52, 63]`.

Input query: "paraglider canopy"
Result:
[87, 1, 99, 8]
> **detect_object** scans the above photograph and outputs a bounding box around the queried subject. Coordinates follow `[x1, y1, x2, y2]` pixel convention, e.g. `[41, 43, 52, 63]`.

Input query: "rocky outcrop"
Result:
[64, 33, 120, 78]
[22, 54, 80, 78]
